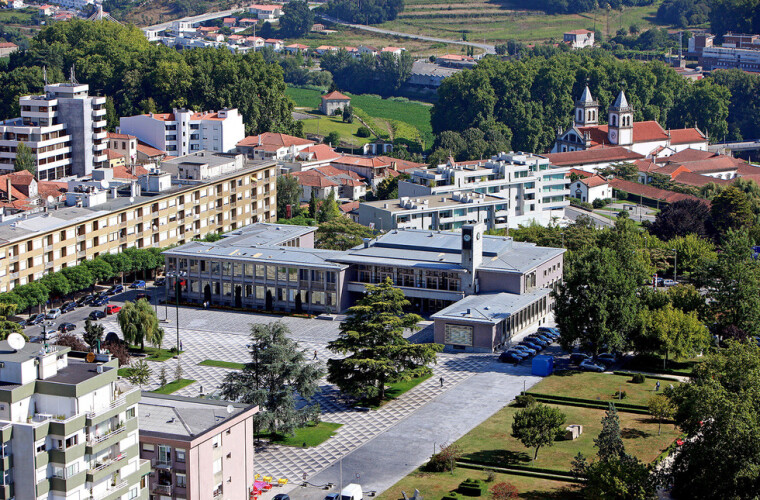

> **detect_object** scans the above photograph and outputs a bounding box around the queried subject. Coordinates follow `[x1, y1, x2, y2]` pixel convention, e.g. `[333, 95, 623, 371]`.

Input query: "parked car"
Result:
[29, 313, 45, 325]
[77, 295, 96, 307]
[93, 296, 110, 306]
[46, 308, 61, 319]
[273, 495, 291, 500]
[505, 349, 530, 359]
[105, 305, 121, 315]
[325, 494, 340, 500]
[579, 359, 606, 372]
[129, 280, 146, 289]
[58, 322, 76, 333]
[135, 292, 151, 301]
[89, 310, 106, 320]
[537, 326, 560, 338]
[107, 284, 124, 295]
[154, 277, 166, 286]
[499, 351, 522, 364]
[570, 353, 592, 365]
[655, 277, 665, 287]
[520, 340, 543, 351]
[512, 344, 537, 356]
[525, 336, 549, 347]
[529, 334, 554, 344]
[16, 319, 27, 328]
[596, 353, 618, 365]
[61, 301, 77, 313]
[663, 279, 677, 286]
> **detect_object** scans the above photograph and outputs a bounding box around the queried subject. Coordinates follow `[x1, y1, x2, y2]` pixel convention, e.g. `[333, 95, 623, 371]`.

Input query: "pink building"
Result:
[139, 394, 258, 499]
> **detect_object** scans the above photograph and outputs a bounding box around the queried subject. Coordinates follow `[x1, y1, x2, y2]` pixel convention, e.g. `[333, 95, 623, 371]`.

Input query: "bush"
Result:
[55, 333, 89, 352]
[592, 198, 607, 209]
[104, 340, 131, 367]
[356, 126, 371, 138]
[631, 373, 646, 384]
[326, 131, 341, 146]
[613, 390, 628, 399]
[569, 197, 593, 210]
[490, 482, 519, 500]
[441, 493, 463, 500]
[515, 394, 536, 408]
[458, 478, 487, 496]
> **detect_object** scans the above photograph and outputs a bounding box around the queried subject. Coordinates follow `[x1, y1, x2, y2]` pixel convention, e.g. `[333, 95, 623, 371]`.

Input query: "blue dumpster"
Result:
[532, 355, 554, 377]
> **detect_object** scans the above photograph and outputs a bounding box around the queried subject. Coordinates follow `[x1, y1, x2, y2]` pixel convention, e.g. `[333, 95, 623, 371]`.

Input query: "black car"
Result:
[538, 326, 560, 338]
[16, 319, 27, 328]
[512, 344, 537, 356]
[89, 310, 106, 320]
[29, 313, 45, 325]
[520, 340, 543, 351]
[154, 277, 166, 286]
[570, 353, 592, 365]
[499, 351, 522, 364]
[58, 322, 76, 332]
[77, 295, 96, 307]
[526, 336, 549, 347]
[61, 301, 77, 313]
[529, 333, 554, 344]
[596, 353, 618, 367]
[107, 284, 124, 295]
[93, 296, 110, 306]
[273, 495, 291, 500]
[135, 292, 151, 301]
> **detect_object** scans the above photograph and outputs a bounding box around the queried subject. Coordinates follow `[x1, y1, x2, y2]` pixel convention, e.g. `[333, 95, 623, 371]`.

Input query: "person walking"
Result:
[655, 381, 661, 392]
[313, 350, 318, 360]
[440, 376, 444, 387]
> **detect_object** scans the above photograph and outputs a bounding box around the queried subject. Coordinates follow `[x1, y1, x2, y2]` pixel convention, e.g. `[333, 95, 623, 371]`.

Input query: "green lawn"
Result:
[531, 371, 680, 407]
[198, 359, 246, 370]
[0, 8, 35, 23]
[624, 353, 702, 376]
[259, 421, 343, 447]
[385, 372, 434, 400]
[298, 112, 375, 148]
[454, 403, 680, 471]
[128, 345, 182, 362]
[152, 378, 196, 395]
[286, 87, 323, 108]
[118, 368, 133, 377]
[377, 465, 581, 500]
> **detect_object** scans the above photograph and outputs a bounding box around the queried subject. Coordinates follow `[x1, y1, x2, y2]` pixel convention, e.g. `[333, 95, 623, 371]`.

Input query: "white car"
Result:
[46, 308, 61, 319]
[663, 279, 677, 286]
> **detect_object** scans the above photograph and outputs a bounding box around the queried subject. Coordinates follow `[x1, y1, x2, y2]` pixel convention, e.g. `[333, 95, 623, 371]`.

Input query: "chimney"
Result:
[6, 178, 11, 203]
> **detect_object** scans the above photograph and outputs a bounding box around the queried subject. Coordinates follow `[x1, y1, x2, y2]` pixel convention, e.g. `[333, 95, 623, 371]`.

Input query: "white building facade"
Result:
[119, 108, 245, 157]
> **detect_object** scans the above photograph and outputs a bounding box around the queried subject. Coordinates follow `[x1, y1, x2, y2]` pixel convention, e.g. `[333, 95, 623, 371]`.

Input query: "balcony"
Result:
[88, 480, 127, 500]
[86, 421, 132, 454]
[347, 281, 465, 302]
[152, 484, 172, 495]
[86, 448, 131, 483]
[86, 387, 140, 424]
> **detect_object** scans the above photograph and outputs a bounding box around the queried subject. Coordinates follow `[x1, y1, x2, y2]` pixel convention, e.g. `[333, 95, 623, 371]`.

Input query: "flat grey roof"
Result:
[0, 341, 67, 364]
[361, 193, 506, 212]
[139, 393, 254, 439]
[431, 288, 552, 325]
[479, 241, 565, 273]
[162, 151, 243, 169]
[218, 223, 317, 247]
[45, 357, 115, 385]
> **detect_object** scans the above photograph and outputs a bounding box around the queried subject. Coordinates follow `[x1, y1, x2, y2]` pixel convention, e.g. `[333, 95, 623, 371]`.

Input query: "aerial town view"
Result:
[0, 0, 758, 498]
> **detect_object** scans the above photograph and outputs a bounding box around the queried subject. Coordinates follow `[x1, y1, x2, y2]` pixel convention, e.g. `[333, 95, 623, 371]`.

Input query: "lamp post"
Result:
[671, 248, 677, 283]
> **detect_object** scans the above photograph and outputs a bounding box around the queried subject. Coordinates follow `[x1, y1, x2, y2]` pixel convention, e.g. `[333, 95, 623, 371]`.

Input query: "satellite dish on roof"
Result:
[100, 180, 109, 189]
[129, 197, 135, 203]
[226, 404, 235, 414]
[7, 333, 26, 351]
[46, 195, 55, 204]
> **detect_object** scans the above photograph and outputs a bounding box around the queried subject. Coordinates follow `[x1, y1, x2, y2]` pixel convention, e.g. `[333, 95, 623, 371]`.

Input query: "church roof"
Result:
[579, 85, 595, 103]
[669, 128, 707, 145]
[611, 90, 629, 109]
[545, 146, 643, 166]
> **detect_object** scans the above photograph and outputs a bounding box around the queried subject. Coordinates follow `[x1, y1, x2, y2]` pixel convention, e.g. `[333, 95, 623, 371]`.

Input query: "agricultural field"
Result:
[286, 86, 434, 150]
[378, 0, 665, 44]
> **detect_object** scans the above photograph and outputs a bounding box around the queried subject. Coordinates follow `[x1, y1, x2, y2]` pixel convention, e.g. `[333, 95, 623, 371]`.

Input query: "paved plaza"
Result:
[101, 304, 544, 495]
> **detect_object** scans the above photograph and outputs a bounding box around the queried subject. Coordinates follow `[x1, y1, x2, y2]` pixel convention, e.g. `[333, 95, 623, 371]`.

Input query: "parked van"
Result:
[341, 484, 363, 500]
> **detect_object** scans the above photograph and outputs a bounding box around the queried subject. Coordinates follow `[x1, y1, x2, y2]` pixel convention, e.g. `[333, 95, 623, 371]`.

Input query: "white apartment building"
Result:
[119, 108, 245, 157]
[47, 0, 94, 10]
[0, 82, 108, 180]
[0, 339, 149, 499]
[399, 152, 570, 227]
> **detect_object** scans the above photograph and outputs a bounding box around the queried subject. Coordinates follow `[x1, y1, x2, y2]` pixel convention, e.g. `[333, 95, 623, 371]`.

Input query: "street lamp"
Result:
[671, 249, 677, 283]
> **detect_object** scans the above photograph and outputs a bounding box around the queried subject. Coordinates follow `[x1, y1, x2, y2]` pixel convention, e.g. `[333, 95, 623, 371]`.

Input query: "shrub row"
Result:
[458, 478, 486, 496]
[525, 392, 649, 411]
[526, 395, 650, 415]
[457, 458, 577, 478]
[456, 462, 584, 484]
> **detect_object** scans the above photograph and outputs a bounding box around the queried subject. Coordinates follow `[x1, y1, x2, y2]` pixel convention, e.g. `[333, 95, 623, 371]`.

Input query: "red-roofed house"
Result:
[285, 43, 309, 54]
[284, 144, 342, 171]
[264, 38, 284, 51]
[544, 146, 644, 171]
[637, 150, 748, 186]
[236, 133, 315, 160]
[223, 17, 237, 27]
[107, 132, 138, 163]
[381, 46, 405, 56]
[120, 108, 244, 156]
[0, 42, 19, 58]
[569, 168, 594, 179]
[105, 149, 126, 168]
[0, 170, 66, 214]
[340, 201, 360, 222]
[330, 155, 402, 188]
[136, 142, 167, 163]
[320, 91, 351, 116]
[609, 178, 707, 208]
[563, 29, 595, 49]
[248, 4, 283, 20]
[238, 17, 258, 26]
[570, 174, 612, 203]
[291, 165, 367, 201]
[552, 86, 708, 157]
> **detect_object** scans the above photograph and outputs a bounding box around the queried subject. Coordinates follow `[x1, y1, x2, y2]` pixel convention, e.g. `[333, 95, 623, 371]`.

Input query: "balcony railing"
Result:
[89, 480, 127, 500]
[87, 425, 125, 446]
[88, 452, 126, 474]
[152, 484, 172, 495]
[86, 387, 139, 419]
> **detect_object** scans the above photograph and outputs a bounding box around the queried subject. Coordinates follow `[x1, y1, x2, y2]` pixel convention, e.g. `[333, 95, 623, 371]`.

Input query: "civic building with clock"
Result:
[551, 86, 708, 158]
[162, 221, 564, 352]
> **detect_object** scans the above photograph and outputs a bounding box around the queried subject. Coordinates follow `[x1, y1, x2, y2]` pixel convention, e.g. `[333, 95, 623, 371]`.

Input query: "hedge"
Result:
[458, 478, 486, 496]
[441, 493, 464, 500]
[456, 462, 584, 483]
[525, 392, 649, 411]
[525, 395, 651, 415]
[457, 458, 577, 478]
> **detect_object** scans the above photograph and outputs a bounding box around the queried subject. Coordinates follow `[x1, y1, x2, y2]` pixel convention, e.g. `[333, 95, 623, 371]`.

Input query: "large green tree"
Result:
[315, 216, 374, 251]
[83, 318, 104, 350]
[279, 0, 314, 38]
[327, 278, 442, 401]
[641, 304, 710, 367]
[220, 321, 324, 435]
[710, 185, 755, 234]
[666, 342, 760, 498]
[511, 402, 566, 461]
[117, 299, 163, 349]
[13, 142, 36, 175]
[39, 272, 70, 299]
[276, 174, 302, 219]
[668, 79, 730, 142]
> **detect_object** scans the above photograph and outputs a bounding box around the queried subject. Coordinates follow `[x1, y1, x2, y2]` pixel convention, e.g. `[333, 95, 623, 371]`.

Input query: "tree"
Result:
[711, 185, 754, 235]
[327, 278, 442, 401]
[648, 394, 675, 435]
[39, 272, 71, 299]
[158, 365, 168, 387]
[220, 321, 324, 435]
[14, 282, 49, 312]
[280, 0, 314, 37]
[428, 442, 463, 473]
[342, 104, 353, 123]
[582, 453, 657, 500]
[326, 131, 341, 146]
[649, 198, 713, 240]
[699, 229, 760, 337]
[83, 318, 104, 350]
[127, 359, 151, 388]
[308, 189, 319, 219]
[669, 233, 716, 275]
[0, 303, 22, 340]
[596, 403, 625, 462]
[277, 174, 302, 219]
[61, 266, 94, 293]
[669, 78, 730, 142]
[511, 403, 566, 461]
[490, 482, 519, 500]
[83, 258, 114, 284]
[104, 340, 130, 366]
[117, 299, 162, 349]
[14, 142, 35, 175]
[318, 190, 340, 223]
[55, 333, 89, 351]
[643, 304, 710, 367]
[316, 216, 374, 250]
[665, 342, 760, 498]
[599, 162, 639, 181]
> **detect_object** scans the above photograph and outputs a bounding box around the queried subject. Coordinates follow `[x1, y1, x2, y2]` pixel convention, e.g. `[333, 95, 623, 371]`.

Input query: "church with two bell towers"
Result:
[551, 85, 708, 157]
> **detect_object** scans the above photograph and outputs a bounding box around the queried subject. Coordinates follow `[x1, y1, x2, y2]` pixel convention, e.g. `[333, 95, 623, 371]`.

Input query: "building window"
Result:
[176, 449, 186, 463]
[126, 406, 136, 419]
[127, 487, 138, 500]
[213, 458, 222, 474]
[142, 443, 155, 452]
[212, 434, 221, 449]
[444, 324, 473, 346]
[176, 472, 187, 488]
[158, 445, 172, 464]
[35, 441, 45, 453]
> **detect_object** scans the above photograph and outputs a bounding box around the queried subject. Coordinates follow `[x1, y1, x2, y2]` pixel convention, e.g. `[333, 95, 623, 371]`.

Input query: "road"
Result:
[564, 206, 615, 228]
[145, 9, 239, 32]
[319, 15, 496, 54]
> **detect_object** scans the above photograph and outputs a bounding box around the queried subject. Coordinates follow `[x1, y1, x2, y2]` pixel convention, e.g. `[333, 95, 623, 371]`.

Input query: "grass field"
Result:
[292, 26, 461, 57]
[377, 464, 581, 500]
[128, 345, 182, 362]
[378, 0, 665, 44]
[0, 8, 35, 23]
[531, 371, 681, 407]
[455, 403, 680, 470]
[286, 87, 434, 149]
[152, 378, 196, 394]
[260, 421, 343, 447]
[198, 359, 246, 370]
[624, 353, 702, 376]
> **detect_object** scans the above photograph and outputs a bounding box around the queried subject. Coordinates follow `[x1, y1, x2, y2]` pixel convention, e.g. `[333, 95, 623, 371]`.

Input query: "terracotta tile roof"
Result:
[569, 168, 594, 178]
[107, 132, 136, 140]
[331, 155, 391, 168]
[147, 113, 175, 122]
[0, 42, 18, 49]
[286, 43, 309, 49]
[312, 165, 361, 179]
[112, 164, 149, 180]
[669, 128, 707, 145]
[316, 45, 338, 50]
[439, 54, 474, 61]
[665, 148, 715, 163]
[297, 145, 341, 162]
[545, 146, 644, 166]
[223, 17, 236, 23]
[36, 181, 67, 200]
[265, 38, 283, 43]
[239, 18, 258, 23]
[381, 46, 404, 52]
[291, 171, 338, 188]
[321, 91, 350, 101]
[340, 201, 360, 213]
[237, 132, 314, 149]
[672, 171, 731, 187]
[581, 175, 608, 188]
[105, 149, 124, 160]
[676, 156, 744, 173]
[136, 143, 166, 158]
[375, 156, 425, 171]
[249, 4, 281, 11]
[566, 29, 593, 34]
[609, 178, 706, 205]
[634, 159, 660, 173]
